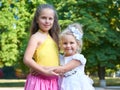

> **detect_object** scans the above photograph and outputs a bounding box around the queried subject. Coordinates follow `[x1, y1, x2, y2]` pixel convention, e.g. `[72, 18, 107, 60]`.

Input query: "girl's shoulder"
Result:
[73, 53, 84, 57]
[59, 54, 64, 61]
[31, 31, 42, 39]
[29, 32, 44, 48]
[59, 54, 64, 65]
[31, 31, 47, 42]
[72, 53, 86, 64]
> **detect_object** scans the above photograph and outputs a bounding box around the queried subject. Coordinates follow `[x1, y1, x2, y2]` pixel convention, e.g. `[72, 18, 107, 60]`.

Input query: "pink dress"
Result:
[24, 35, 59, 90]
[25, 74, 58, 90]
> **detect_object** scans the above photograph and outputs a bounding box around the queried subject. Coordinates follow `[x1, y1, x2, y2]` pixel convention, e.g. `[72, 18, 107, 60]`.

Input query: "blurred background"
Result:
[0, 0, 120, 88]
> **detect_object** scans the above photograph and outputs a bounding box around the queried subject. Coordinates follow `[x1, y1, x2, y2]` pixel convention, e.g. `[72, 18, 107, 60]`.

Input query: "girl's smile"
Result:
[61, 34, 78, 56]
[37, 8, 54, 32]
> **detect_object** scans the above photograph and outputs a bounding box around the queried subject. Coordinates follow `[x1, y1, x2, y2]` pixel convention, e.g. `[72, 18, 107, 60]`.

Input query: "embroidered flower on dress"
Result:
[68, 26, 83, 40]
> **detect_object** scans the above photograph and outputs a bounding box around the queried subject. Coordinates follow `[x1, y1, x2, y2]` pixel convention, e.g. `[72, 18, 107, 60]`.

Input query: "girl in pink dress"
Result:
[23, 4, 60, 90]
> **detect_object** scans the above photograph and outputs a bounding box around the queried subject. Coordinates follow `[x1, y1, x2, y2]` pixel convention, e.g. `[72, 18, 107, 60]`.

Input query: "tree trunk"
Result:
[98, 65, 106, 87]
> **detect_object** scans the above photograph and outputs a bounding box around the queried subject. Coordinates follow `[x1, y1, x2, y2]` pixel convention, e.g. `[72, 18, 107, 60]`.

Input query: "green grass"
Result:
[92, 77, 120, 86]
[0, 77, 120, 87]
[0, 79, 25, 87]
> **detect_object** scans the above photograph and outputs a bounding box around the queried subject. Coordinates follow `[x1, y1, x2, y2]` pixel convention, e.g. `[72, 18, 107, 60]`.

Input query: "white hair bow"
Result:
[68, 26, 83, 40]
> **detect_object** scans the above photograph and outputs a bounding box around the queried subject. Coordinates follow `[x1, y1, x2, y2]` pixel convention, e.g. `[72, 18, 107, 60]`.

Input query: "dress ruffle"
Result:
[24, 74, 59, 90]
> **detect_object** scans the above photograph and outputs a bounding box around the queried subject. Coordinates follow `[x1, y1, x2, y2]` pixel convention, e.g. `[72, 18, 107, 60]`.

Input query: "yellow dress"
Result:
[25, 35, 59, 90]
[33, 35, 59, 66]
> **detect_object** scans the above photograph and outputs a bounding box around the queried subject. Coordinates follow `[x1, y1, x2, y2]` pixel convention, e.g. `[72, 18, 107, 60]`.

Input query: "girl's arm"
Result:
[54, 60, 81, 74]
[23, 35, 58, 76]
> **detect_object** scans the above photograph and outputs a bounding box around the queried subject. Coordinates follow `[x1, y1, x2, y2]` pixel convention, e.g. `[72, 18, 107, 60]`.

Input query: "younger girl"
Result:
[54, 23, 95, 90]
[23, 4, 60, 90]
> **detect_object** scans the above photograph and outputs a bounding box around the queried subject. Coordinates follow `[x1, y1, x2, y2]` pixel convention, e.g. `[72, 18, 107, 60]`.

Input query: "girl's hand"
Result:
[43, 67, 59, 76]
[30, 68, 40, 76]
[30, 67, 59, 76]
[53, 66, 65, 76]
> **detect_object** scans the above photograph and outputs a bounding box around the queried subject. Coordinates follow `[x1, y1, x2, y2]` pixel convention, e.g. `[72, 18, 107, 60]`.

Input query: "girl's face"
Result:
[37, 8, 54, 32]
[61, 34, 79, 56]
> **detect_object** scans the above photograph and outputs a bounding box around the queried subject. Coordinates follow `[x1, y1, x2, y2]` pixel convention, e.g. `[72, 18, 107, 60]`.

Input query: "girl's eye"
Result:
[70, 42, 74, 44]
[41, 16, 46, 19]
[63, 42, 67, 45]
[49, 17, 53, 20]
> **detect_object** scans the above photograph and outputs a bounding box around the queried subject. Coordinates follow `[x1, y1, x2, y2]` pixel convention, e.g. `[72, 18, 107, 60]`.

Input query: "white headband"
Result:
[68, 26, 83, 40]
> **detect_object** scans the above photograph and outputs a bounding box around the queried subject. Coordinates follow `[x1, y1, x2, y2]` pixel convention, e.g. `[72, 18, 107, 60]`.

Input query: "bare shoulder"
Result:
[31, 32, 39, 39]
[27, 33, 38, 47]
[30, 32, 42, 41]
[30, 32, 46, 47]
[30, 31, 48, 46]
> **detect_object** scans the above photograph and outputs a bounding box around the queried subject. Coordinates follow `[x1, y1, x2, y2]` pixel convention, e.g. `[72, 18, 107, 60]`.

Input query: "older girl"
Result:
[24, 4, 60, 90]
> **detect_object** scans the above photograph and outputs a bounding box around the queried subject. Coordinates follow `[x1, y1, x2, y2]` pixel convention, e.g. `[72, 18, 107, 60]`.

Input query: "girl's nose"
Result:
[66, 44, 70, 47]
[46, 18, 50, 23]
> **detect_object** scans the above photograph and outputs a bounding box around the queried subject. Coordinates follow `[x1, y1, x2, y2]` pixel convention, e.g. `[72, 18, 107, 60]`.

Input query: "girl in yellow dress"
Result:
[23, 4, 60, 90]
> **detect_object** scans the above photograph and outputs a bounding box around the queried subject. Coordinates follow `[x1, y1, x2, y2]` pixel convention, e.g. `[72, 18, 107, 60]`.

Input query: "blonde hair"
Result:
[59, 23, 83, 53]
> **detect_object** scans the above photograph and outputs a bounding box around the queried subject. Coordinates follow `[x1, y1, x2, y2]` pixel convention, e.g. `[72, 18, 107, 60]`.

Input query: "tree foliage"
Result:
[50, 0, 120, 72]
[0, 0, 120, 79]
[0, 0, 45, 68]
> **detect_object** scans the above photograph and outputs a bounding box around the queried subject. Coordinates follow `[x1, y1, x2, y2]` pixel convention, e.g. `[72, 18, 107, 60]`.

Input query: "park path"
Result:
[0, 86, 120, 90]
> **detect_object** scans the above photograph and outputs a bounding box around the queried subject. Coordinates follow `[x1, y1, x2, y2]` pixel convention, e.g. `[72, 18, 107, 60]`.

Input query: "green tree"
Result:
[0, 0, 45, 69]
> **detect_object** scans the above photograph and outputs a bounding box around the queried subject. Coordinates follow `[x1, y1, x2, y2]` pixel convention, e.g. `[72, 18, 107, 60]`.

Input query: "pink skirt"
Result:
[24, 74, 59, 90]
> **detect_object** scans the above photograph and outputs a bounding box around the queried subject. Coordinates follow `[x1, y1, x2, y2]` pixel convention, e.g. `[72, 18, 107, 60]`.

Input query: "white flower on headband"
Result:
[68, 26, 83, 40]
